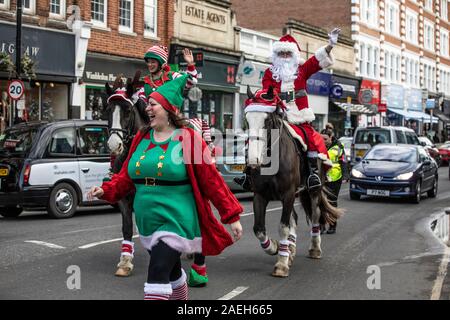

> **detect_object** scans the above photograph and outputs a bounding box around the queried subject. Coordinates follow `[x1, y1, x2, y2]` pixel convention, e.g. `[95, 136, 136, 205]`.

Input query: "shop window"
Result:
[85, 87, 108, 120]
[23, 81, 40, 122]
[41, 83, 68, 121]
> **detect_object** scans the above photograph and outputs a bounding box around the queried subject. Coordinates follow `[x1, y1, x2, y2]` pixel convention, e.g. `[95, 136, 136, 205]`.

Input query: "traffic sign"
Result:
[7, 80, 25, 101]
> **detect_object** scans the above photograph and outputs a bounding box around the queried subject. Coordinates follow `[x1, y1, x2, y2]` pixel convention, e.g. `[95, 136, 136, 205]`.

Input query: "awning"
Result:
[431, 109, 450, 123]
[334, 102, 376, 114]
[388, 108, 439, 123]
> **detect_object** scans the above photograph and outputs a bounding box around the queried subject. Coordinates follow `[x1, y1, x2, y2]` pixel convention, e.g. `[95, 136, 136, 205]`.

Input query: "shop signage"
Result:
[182, 0, 228, 32]
[358, 79, 380, 105]
[329, 85, 343, 98]
[378, 102, 387, 113]
[426, 99, 435, 109]
[406, 88, 422, 111]
[331, 75, 360, 100]
[83, 55, 146, 84]
[240, 60, 267, 88]
[382, 84, 404, 109]
[306, 72, 331, 96]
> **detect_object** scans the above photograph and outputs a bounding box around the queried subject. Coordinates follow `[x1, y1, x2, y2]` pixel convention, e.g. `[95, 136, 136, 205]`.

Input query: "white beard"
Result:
[270, 56, 299, 83]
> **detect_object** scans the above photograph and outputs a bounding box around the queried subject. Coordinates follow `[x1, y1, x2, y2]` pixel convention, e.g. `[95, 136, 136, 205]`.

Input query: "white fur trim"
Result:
[314, 46, 334, 69]
[107, 94, 133, 106]
[273, 41, 300, 54]
[170, 268, 187, 289]
[144, 282, 173, 295]
[283, 120, 307, 151]
[245, 104, 276, 114]
[318, 152, 333, 167]
[286, 107, 316, 124]
[139, 231, 202, 254]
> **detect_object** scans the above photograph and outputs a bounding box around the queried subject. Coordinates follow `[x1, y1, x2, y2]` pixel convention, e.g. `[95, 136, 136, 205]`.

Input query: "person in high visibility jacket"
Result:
[320, 128, 344, 234]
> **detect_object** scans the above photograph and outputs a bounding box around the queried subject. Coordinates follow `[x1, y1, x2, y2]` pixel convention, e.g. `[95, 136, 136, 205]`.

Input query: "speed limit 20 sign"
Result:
[8, 80, 25, 100]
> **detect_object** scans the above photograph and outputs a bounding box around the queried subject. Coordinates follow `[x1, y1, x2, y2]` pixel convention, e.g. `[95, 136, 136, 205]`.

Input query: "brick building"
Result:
[232, 0, 450, 138]
[0, 0, 173, 127]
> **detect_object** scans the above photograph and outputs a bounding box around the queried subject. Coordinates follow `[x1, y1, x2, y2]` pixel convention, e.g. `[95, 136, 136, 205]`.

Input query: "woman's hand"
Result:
[87, 186, 104, 201]
[230, 221, 243, 242]
[182, 48, 195, 66]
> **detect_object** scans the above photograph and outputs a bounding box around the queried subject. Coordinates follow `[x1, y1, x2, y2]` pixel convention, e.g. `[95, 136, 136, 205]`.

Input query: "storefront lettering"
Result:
[1, 42, 40, 57]
[185, 6, 205, 20]
[207, 12, 225, 24]
[85, 71, 127, 82]
[185, 5, 226, 24]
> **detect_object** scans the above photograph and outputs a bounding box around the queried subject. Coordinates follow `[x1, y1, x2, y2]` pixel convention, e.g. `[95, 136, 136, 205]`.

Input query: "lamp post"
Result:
[13, 0, 23, 124]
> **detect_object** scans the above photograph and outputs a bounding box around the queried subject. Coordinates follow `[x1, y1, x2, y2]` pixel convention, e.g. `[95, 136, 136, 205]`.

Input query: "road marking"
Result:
[241, 203, 301, 217]
[217, 286, 249, 300]
[59, 224, 122, 235]
[24, 240, 65, 249]
[430, 246, 450, 300]
[79, 235, 139, 249]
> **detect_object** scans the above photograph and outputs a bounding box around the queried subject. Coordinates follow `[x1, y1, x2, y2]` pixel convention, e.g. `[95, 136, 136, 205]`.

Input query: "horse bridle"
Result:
[109, 102, 137, 148]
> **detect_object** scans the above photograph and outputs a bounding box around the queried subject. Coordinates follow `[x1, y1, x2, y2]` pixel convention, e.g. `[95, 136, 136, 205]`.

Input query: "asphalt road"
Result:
[1, 167, 449, 300]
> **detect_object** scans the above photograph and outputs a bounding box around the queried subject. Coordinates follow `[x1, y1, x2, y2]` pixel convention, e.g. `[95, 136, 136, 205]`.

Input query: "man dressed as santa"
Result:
[236, 28, 341, 192]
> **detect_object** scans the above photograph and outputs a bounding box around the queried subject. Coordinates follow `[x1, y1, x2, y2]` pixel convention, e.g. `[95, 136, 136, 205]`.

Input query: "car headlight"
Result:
[351, 169, 365, 178]
[394, 172, 414, 180]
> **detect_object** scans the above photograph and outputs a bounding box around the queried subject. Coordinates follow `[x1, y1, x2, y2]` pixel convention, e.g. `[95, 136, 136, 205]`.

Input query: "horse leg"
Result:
[116, 194, 135, 277]
[253, 193, 278, 256]
[308, 192, 322, 259]
[272, 192, 295, 278]
[288, 208, 298, 267]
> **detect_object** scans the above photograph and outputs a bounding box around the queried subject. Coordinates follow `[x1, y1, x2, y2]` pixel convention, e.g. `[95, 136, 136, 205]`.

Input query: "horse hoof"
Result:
[271, 264, 289, 278]
[115, 267, 132, 277]
[308, 249, 322, 259]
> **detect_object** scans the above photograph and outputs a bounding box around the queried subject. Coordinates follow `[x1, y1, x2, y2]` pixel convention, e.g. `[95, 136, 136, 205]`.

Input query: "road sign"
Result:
[330, 84, 343, 98]
[7, 80, 25, 100]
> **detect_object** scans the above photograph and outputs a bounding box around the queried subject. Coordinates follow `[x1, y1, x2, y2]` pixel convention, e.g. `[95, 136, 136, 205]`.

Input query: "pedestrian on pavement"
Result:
[88, 75, 243, 300]
[235, 28, 341, 192]
[320, 128, 344, 234]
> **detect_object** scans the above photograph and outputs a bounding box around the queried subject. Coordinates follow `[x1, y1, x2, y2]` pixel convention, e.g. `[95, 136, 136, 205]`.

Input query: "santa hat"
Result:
[272, 34, 303, 65]
[144, 45, 169, 66]
[107, 87, 133, 106]
[149, 74, 190, 114]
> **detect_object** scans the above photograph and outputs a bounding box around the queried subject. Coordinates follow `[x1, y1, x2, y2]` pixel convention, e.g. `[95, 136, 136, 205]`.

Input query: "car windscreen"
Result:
[339, 138, 352, 149]
[354, 129, 391, 146]
[419, 137, 433, 146]
[364, 147, 417, 163]
[0, 127, 39, 156]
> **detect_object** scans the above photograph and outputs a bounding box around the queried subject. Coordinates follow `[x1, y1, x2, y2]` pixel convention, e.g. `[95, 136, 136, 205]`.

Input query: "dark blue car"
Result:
[349, 144, 438, 203]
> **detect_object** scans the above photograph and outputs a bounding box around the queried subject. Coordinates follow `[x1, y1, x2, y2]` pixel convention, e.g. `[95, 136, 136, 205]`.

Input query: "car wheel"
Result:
[350, 191, 360, 200]
[0, 206, 23, 218]
[427, 177, 438, 198]
[411, 181, 421, 204]
[47, 183, 78, 219]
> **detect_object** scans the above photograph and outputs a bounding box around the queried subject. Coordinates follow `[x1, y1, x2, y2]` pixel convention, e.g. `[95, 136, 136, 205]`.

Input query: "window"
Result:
[23, 0, 35, 14]
[358, 43, 379, 79]
[360, 0, 378, 26]
[50, 0, 65, 19]
[442, 0, 448, 21]
[424, 20, 434, 51]
[440, 29, 449, 57]
[406, 12, 418, 44]
[0, 0, 9, 10]
[78, 127, 109, 156]
[425, 0, 433, 11]
[385, 1, 399, 36]
[91, 0, 107, 27]
[424, 64, 436, 92]
[144, 0, 157, 37]
[395, 130, 406, 144]
[119, 0, 134, 32]
[406, 58, 420, 87]
[49, 128, 76, 156]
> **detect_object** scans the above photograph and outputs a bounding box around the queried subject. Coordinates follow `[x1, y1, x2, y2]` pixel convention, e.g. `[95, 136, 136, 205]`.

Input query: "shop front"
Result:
[170, 45, 240, 132]
[328, 74, 366, 138]
[0, 22, 75, 130]
[383, 84, 405, 126]
[307, 71, 331, 131]
[82, 53, 146, 120]
[358, 79, 381, 128]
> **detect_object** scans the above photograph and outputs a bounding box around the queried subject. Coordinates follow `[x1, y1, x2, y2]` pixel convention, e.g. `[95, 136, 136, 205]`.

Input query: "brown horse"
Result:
[244, 87, 342, 277]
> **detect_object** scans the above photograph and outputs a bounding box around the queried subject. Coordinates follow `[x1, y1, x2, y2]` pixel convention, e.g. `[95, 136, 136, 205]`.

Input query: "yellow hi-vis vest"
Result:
[326, 144, 344, 182]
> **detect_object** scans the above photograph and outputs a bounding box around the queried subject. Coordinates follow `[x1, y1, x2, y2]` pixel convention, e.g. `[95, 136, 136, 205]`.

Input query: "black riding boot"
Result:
[233, 167, 252, 191]
[307, 157, 322, 192]
[327, 221, 337, 234]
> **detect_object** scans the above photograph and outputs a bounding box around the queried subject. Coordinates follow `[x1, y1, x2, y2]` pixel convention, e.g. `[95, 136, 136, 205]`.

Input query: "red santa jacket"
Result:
[262, 46, 333, 124]
[100, 127, 243, 256]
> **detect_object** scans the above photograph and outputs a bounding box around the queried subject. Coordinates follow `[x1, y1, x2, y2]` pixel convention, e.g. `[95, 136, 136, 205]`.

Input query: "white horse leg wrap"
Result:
[311, 224, 321, 237]
[121, 240, 134, 257]
[278, 240, 290, 257]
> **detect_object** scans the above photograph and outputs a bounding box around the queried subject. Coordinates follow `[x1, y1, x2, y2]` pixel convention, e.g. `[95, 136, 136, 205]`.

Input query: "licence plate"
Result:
[230, 164, 245, 172]
[0, 169, 8, 176]
[367, 189, 389, 197]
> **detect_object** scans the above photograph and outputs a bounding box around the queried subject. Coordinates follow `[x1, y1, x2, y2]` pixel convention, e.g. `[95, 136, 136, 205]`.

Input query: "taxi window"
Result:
[395, 130, 406, 144]
[405, 132, 419, 145]
[49, 127, 76, 156]
[78, 126, 109, 156]
[355, 129, 391, 146]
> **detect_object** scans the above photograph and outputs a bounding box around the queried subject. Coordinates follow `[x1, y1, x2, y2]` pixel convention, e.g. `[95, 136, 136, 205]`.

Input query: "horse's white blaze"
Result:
[245, 112, 268, 167]
[107, 105, 123, 154]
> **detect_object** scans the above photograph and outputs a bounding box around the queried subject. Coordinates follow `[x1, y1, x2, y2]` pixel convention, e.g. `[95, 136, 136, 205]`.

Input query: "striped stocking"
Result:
[169, 269, 188, 300]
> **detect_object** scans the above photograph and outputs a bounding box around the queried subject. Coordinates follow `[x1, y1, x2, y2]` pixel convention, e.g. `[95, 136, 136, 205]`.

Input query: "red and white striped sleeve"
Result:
[172, 64, 198, 88]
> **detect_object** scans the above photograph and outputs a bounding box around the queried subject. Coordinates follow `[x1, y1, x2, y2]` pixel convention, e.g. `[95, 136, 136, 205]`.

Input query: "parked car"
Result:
[338, 136, 352, 180]
[0, 120, 111, 218]
[418, 136, 441, 167]
[351, 126, 420, 166]
[349, 144, 438, 203]
[213, 132, 247, 192]
[437, 141, 450, 165]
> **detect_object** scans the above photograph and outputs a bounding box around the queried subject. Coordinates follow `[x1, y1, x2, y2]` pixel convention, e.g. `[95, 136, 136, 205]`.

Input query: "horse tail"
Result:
[318, 189, 344, 225]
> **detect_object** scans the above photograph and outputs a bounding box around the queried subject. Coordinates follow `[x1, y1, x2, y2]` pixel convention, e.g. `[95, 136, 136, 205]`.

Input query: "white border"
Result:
[23, 0, 36, 15]
[49, 0, 66, 20]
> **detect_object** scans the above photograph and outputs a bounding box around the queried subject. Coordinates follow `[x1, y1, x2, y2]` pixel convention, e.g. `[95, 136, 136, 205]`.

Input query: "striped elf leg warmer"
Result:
[169, 269, 188, 300]
[121, 240, 134, 257]
[144, 283, 172, 300]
